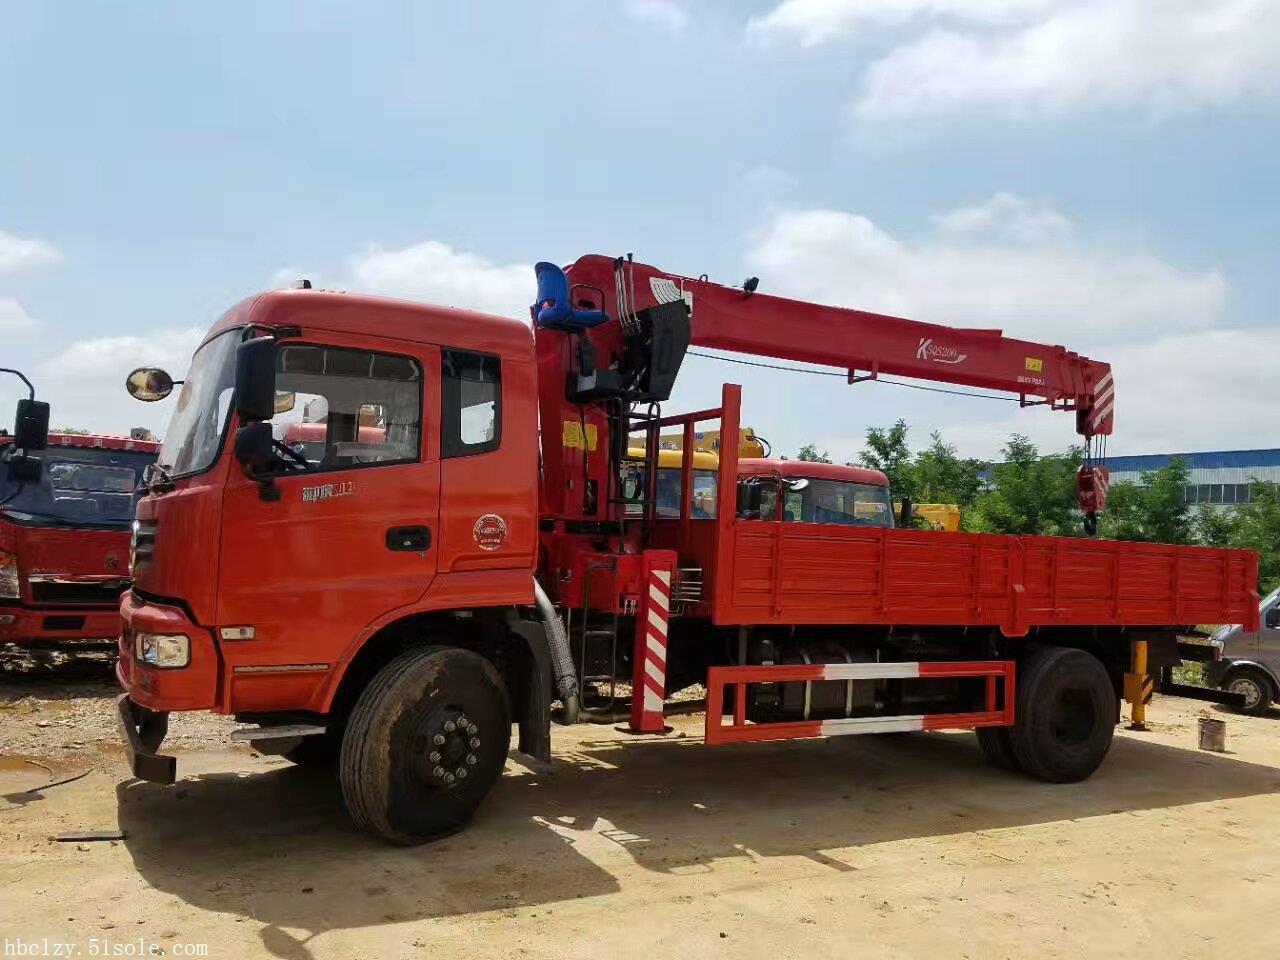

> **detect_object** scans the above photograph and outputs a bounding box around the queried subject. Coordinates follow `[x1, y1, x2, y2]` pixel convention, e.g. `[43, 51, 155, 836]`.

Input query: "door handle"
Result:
[387, 525, 431, 552]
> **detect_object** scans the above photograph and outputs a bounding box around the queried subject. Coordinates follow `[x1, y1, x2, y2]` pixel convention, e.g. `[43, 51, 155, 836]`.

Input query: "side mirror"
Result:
[234, 337, 278, 423]
[233, 421, 275, 473]
[125, 368, 175, 402]
[13, 399, 49, 451]
[1266, 607, 1279, 629]
[737, 481, 763, 517]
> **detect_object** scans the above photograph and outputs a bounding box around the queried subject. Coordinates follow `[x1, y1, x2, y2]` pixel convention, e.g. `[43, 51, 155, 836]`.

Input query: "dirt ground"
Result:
[2, 656, 1279, 960]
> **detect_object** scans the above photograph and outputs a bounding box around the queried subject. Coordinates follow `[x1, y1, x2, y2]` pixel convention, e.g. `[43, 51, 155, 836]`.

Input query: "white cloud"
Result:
[736, 195, 1271, 460]
[0, 297, 37, 333]
[347, 240, 532, 321]
[0, 230, 61, 272]
[932, 192, 1072, 244]
[624, 0, 690, 34]
[748, 0, 1280, 117]
[23, 327, 205, 435]
[746, 196, 1226, 341]
[926, 328, 1280, 459]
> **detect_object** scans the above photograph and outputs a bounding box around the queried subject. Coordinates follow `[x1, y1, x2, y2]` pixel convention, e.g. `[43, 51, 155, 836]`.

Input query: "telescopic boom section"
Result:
[561, 254, 1114, 438]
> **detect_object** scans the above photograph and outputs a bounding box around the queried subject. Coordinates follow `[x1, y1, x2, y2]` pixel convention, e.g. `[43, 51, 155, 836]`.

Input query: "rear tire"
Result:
[340, 646, 511, 845]
[1008, 646, 1116, 783]
[975, 726, 1021, 771]
[1225, 668, 1273, 716]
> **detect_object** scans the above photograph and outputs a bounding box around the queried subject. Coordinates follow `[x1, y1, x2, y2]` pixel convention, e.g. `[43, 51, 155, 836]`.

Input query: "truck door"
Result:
[1258, 593, 1280, 682]
[216, 336, 439, 693]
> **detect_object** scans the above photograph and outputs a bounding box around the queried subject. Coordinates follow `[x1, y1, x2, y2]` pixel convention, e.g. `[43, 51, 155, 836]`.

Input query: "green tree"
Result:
[913, 431, 985, 507]
[1226, 481, 1280, 592]
[796, 443, 832, 464]
[858, 420, 916, 501]
[967, 435, 1082, 536]
[1098, 458, 1196, 544]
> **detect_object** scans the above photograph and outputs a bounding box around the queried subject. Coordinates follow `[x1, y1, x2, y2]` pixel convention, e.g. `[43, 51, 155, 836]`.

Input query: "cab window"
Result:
[620, 463, 718, 518]
[269, 345, 422, 471]
[442, 350, 501, 458]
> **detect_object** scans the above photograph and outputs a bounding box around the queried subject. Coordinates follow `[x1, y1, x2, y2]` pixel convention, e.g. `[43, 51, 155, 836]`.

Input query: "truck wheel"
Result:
[1225, 668, 1273, 716]
[340, 646, 511, 845]
[975, 727, 1021, 771]
[1008, 646, 1115, 783]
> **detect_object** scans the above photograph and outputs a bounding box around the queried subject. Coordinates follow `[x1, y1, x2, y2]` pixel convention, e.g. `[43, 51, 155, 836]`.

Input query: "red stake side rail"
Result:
[704, 660, 1016, 745]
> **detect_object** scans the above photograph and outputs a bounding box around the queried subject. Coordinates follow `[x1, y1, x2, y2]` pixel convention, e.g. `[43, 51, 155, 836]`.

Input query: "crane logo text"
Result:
[916, 338, 967, 365]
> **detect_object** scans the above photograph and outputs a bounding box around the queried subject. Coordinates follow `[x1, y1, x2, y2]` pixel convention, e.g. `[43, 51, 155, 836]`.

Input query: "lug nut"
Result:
[467, 724, 479, 736]
[456, 768, 468, 779]
[432, 733, 446, 746]
[466, 754, 477, 765]
[429, 751, 441, 763]
[444, 720, 456, 733]
[433, 765, 446, 778]
[444, 772, 456, 784]
[456, 714, 468, 727]
[469, 737, 480, 749]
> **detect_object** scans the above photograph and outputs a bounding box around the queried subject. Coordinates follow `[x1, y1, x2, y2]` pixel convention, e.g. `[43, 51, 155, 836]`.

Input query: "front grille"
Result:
[42, 615, 87, 631]
[30, 578, 130, 605]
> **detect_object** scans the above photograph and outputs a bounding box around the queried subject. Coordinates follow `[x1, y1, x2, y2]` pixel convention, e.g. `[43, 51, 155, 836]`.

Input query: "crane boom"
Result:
[561, 254, 1114, 438]
[536, 253, 1114, 530]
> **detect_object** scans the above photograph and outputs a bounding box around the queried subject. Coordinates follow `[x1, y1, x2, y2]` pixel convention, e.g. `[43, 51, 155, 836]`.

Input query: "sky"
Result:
[1, 0, 1277, 463]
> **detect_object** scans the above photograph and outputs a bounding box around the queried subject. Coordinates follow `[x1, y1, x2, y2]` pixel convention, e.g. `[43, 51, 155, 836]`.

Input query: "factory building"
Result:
[1101, 448, 1280, 508]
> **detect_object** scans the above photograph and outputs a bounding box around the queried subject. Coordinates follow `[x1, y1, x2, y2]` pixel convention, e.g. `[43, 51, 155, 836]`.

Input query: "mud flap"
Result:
[507, 618, 553, 764]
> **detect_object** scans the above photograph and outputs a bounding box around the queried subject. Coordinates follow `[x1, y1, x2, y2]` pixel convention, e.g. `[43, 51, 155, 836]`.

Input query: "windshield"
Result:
[753, 477, 895, 527]
[620, 463, 718, 519]
[0, 446, 155, 527]
[157, 329, 238, 478]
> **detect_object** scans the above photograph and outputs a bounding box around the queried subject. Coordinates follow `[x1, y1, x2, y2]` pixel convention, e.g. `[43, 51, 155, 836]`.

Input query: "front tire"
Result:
[340, 646, 511, 845]
[1225, 668, 1273, 716]
[1008, 646, 1116, 783]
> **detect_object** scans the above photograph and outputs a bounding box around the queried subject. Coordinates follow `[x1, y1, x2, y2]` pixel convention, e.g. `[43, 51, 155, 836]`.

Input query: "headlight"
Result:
[0, 551, 18, 600]
[135, 632, 190, 668]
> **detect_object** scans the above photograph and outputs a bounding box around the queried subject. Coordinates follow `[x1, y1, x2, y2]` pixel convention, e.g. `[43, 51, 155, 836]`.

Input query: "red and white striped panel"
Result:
[703, 660, 1015, 745]
[1088, 370, 1115, 434]
[630, 552, 676, 733]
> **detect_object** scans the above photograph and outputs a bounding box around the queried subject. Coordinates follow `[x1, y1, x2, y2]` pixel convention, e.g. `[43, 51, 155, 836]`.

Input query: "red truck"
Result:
[116, 256, 1258, 844]
[1, 372, 158, 649]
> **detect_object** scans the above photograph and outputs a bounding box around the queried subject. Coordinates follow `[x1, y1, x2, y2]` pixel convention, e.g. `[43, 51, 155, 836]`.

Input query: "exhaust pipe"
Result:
[533, 578, 580, 725]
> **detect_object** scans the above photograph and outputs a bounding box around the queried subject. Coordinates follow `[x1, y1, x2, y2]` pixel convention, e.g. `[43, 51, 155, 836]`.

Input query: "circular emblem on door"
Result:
[473, 514, 508, 551]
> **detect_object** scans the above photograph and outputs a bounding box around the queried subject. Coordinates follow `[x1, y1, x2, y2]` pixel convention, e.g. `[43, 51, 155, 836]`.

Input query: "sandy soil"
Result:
[2, 657, 1279, 960]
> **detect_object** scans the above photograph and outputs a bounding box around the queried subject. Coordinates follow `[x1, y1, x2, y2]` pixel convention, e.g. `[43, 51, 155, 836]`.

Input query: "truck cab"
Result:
[736, 459, 894, 526]
[0, 433, 157, 647]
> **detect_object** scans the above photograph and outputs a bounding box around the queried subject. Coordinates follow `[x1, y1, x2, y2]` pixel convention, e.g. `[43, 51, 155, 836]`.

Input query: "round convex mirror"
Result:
[125, 367, 175, 402]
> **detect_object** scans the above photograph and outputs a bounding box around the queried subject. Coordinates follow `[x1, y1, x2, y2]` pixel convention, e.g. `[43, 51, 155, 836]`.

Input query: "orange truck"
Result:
[1, 371, 157, 649]
[115, 257, 1256, 844]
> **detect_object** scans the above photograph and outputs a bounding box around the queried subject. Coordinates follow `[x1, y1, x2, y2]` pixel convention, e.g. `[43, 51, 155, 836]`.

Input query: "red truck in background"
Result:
[114, 256, 1257, 845]
[1, 371, 158, 649]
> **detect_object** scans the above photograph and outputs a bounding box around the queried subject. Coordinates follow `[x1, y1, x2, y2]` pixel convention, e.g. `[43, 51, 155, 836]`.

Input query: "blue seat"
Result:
[532, 262, 608, 329]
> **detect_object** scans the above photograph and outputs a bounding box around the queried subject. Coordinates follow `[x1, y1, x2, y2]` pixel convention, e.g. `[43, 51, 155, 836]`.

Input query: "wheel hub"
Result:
[1229, 678, 1260, 710]
[416, 708, 481, 786]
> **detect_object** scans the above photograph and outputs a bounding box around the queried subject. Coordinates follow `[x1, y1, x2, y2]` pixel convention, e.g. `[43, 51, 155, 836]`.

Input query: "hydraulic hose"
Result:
[533, 577, 581, 725]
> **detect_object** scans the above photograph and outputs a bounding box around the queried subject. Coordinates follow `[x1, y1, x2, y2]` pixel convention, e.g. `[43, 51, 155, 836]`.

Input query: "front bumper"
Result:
[116, 693, 176, 784]
[0, 603, 121, 645]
